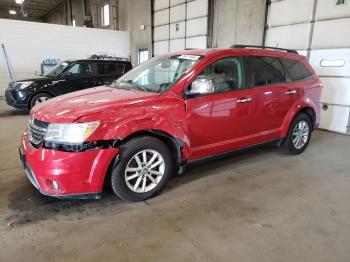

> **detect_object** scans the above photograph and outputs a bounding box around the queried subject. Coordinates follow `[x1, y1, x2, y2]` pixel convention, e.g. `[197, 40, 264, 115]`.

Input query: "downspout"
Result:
[151, 0, 154, 58]
[262, 0, 270, 47]
[69, 0, 73, 25]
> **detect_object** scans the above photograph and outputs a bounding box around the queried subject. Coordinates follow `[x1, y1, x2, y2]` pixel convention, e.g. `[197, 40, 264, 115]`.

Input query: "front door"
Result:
[185, 57, 254, 160]
[59, 62, 94, 94]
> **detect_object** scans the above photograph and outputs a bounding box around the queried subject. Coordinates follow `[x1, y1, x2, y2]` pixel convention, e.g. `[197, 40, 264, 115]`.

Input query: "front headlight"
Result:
[13, 81, 33, 90]
[44, 121, 100, 144]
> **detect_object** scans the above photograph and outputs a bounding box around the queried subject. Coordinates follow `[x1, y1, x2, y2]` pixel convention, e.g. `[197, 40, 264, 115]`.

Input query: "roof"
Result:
[166, 47, 304, 60]
[64, 59, 131, 63]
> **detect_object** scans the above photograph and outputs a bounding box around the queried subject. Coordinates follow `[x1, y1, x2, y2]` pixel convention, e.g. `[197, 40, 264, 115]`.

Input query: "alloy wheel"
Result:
[292, 120, 310, 149]
[35, 96, 49, 105]
[124, 149, 165, 193]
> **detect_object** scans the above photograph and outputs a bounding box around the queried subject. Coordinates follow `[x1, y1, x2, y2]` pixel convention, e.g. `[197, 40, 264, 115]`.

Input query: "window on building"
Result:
[72, 19, 76, 27]
[138, 48, 149, 64]
[102, 3, 110, 26]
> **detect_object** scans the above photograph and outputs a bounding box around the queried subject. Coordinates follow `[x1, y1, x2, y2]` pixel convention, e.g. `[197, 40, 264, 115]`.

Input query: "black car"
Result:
[5, 59, 132, 109]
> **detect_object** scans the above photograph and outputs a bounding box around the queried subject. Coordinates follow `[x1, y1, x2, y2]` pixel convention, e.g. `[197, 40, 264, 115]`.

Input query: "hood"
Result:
[9, 76, 52, 89]
[13, 76, 51, 82]
[31, 86, 160, 123]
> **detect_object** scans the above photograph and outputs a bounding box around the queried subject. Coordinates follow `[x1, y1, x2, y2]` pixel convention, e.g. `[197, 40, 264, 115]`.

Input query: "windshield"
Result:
[114, 54, 202, 93]
[44, 62, 70, 77]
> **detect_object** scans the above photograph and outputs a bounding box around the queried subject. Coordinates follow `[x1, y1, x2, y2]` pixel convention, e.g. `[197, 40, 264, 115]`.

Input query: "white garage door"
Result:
[265, 0, 350, 135]
[153, 0, 208, 55]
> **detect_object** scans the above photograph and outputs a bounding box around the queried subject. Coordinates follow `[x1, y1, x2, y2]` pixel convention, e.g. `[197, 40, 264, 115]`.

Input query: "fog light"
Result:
[52, 180, 59, 191]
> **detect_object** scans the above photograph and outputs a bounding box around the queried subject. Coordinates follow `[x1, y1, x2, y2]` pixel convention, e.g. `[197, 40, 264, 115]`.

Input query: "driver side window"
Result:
[67, 63, 93, 77]
[195, 57, 245, 94]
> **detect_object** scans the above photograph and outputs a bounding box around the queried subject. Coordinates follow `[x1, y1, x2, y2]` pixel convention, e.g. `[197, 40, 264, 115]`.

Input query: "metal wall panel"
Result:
[312, 18, 350, 49]
[170, 21, 186, 39]
[266, 0, 350, 134]
[153, 0, 208, 55]
[320, 77, 350, 106]
[186, 36, 207, 49]
[154, 40, 169, 55]
[170, 38, 186, 51]
[309, 49, 350, 77]
[210, 0, 265, 48]
[170, 4, 186, 23]
[186, 17, 207, 37]
[265, 23, 311, 50]
[187, 0, 208, 19]
[318, 105, 350, 134]
[269, 0, 314, 27]
[170, 0, 186, 6]
[154, 0, 169, 11]
[154, 9, 169, 26]
[154, 25, 170, 41]
[316, 0, 350, 21]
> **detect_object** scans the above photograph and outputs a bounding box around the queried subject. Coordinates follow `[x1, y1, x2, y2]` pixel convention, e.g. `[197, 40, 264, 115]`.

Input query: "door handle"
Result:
[285, 90, 297, 95]
[237, 97, 252, 103]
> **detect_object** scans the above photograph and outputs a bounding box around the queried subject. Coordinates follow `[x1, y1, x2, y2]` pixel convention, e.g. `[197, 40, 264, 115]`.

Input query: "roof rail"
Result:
[88, 54, 129, 61]
[231, 44, 298, 54]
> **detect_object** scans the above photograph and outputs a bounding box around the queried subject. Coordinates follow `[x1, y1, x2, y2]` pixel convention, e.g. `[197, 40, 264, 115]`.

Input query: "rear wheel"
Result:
[281, 113, 312, 154]
[30, 93, 52, 108]
[111, 136, 173, 202]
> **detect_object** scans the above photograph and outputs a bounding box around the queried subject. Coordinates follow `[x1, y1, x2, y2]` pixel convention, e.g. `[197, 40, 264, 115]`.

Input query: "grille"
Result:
[28, 118, 49, 146]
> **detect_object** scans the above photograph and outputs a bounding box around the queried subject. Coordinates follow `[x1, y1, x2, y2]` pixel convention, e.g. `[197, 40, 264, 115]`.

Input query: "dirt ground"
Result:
[0, 98, 350, 262]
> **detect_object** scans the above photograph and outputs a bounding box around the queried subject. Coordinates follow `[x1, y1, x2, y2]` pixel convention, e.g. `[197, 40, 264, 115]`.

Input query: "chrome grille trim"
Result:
[28, 118, 49, 146]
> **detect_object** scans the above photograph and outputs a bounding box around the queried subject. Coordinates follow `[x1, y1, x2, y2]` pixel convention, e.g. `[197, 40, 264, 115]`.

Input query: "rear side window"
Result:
[97, 63, 125, 75]
[280, 59, 313, 81]
[247, 56, 285, 87]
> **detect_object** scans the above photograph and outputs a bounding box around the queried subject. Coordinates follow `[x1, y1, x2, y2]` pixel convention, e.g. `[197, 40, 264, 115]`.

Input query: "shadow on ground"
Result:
[0, 109, 29, 117]
[5, 143, 281, 228]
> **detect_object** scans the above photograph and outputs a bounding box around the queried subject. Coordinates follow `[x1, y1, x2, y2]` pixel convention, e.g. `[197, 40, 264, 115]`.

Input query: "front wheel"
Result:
[111, 136, 173, 202]
[281, 113, 312, 154]
[30, 93, 53, 108]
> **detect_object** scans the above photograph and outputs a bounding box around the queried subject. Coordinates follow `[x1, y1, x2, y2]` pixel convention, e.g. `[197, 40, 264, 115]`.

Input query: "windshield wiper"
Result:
[119, 80, 149, 92]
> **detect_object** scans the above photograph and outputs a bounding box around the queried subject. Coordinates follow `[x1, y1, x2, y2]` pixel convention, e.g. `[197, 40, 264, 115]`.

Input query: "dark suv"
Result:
[5, 59, 132, 109]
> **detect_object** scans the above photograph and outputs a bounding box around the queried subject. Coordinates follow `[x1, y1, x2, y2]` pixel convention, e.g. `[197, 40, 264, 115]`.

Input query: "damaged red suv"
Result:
[19, 46, 323, 201]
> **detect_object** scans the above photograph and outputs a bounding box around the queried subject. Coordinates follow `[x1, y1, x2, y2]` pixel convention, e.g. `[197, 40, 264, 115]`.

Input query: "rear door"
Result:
[95, 62, 127, 86]
[246, 56, 298, 141]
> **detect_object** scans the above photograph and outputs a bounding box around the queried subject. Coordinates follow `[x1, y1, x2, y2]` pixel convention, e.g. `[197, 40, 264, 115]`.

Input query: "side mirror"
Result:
[63, 71, 73, 78]
[186, 78, 214, 97]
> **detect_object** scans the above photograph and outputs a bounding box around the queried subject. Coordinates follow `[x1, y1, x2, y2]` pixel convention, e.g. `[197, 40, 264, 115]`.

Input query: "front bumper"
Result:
[5, 89, 29, 109]
[19, 133, 118, 199]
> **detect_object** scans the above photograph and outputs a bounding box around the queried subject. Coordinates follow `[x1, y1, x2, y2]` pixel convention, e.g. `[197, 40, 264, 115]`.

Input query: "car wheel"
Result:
[30, 93, 52, 108]
[282, 113, 312, 154]
[111, 136, 173, 202]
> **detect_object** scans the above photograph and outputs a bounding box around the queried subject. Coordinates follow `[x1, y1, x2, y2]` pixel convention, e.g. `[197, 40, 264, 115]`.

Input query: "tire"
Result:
[30, 93, 53, 108]
[281, 113, 312, 155]
[111, 136, 173, 202]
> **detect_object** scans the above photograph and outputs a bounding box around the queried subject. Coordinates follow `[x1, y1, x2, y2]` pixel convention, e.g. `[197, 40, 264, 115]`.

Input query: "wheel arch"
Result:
[281, 100, 317, 138]
[28, 91, 56, 109]
[103, 129, 185, 190]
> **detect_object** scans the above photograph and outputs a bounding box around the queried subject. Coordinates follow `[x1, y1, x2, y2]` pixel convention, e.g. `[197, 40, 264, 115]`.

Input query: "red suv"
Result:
[19, 46, 323, 201]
